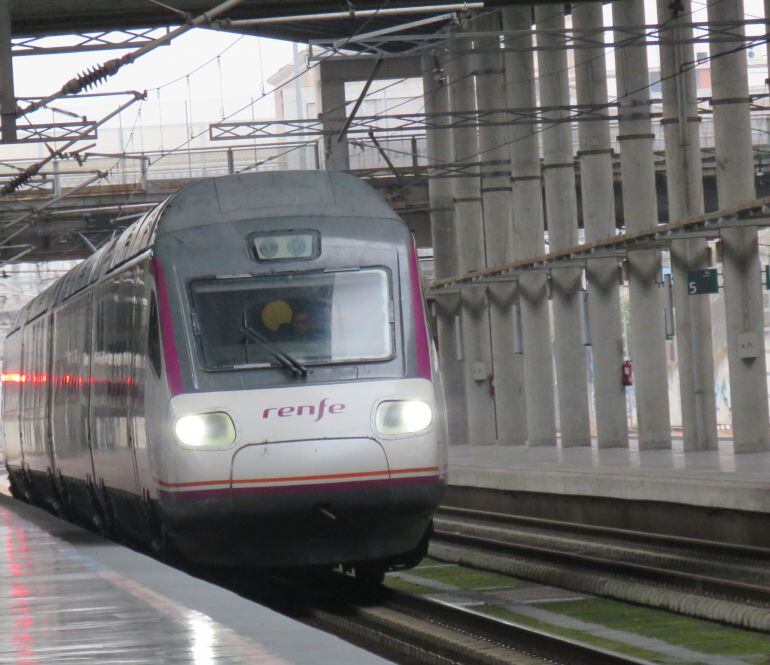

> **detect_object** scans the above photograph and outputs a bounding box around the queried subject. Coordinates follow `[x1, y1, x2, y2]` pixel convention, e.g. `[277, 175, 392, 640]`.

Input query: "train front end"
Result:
[149, 172, 447, 570]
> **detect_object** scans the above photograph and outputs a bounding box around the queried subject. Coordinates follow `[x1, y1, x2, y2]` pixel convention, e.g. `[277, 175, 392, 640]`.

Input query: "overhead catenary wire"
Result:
[353, 0, 751, 201]
[366, 0, 725, 151]
[130, 0, 719, 190]
[214, 0, 706, 184]
[143, 0, 401, 172]
[0, 99, 147, 255]
[68, 0, 401, 231]
[17, 0, 248, 119]
[2, 2, 496, 194]
[4, 0, 758, 229]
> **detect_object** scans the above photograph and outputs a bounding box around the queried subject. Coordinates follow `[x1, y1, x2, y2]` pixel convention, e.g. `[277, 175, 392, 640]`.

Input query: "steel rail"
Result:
[432, 519, 770, 607]
[381, 589, 651, 665]
[437, 505, 770, 561]
[252, 570, 651, 665]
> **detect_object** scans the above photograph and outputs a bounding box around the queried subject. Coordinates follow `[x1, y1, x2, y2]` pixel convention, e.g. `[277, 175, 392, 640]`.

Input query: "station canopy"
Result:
[9, 1, 512, 47]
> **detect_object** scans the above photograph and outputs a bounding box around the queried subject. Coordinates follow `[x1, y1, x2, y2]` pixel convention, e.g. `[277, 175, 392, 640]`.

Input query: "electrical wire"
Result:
[359, 0, 757, 201]
[144, 2, 398, 169]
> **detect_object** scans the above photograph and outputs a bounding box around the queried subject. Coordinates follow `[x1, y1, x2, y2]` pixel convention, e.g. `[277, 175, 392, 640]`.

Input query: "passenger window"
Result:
[148, 295, 163, 378]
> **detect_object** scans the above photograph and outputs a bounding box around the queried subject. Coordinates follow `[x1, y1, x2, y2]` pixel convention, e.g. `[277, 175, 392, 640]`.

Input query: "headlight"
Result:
[174, 412, 236, 448]
[375, 400, 432, 436]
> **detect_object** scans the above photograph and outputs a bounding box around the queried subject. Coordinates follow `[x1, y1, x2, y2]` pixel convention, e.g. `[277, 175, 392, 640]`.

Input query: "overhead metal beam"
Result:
[430, 199, 770, 289]
[210, 96, 744, 141]
[12, 28, 172, 56]
[329, 13, 458, 48]
[308, 18, 768, 60]
[15, 121, 98, 144]
[335, 57, 382, 143]
[2, 92, 142, 195]
[213, 4, 481, 28]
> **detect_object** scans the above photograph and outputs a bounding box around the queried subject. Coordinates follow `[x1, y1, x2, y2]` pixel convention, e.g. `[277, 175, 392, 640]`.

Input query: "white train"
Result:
[1, 172, 448, 580]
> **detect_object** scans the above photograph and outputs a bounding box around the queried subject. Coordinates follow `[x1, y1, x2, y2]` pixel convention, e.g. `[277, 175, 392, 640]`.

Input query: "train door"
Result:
[130, 264, 152, 492]
[20, 318, 50, 476]
[51, 296, 96, 485]
[89, 271, 140, 496]
[43, 313, 56, 476]
[2, 331, 24, 471]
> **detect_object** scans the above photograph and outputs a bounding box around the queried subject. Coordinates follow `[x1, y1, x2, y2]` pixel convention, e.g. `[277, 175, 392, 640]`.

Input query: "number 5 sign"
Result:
[686, 269, 719, 295]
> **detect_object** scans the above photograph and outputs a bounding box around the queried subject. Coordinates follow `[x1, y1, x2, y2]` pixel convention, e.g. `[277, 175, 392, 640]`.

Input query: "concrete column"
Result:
[572, 3, 629, 449]
[315, 65, 349, 171]
[502, 6, 557, 446]
[445, 29, 497, 445]
[657, 0, 718, 451]
[766, 0, 770, 140]
[473, 12, 527, 445]
[421, 53, 468, 445]
[0, 0, 16, 143]
[535, 6, 591, 447]
[708, 0, 769, 452]
[613, 0, 672, 449]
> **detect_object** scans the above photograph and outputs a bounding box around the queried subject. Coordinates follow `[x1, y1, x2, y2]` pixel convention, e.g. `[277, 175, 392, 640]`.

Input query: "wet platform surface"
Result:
[0, 477, 390, 664]
[448, 440, 770, 512]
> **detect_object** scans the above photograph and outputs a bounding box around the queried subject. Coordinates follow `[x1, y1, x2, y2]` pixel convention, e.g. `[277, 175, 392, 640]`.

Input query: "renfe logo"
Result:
[262, 397, 346, 422]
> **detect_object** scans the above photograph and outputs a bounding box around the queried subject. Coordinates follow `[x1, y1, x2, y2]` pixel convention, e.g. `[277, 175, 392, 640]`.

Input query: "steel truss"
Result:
[210, 93, 770, 143]
[16, 121, 97, 144]
[209, 109, 623, 142]
[12, 28, 171, 56]
[429, 198, 770, 291]
[308, 19, 768, 60]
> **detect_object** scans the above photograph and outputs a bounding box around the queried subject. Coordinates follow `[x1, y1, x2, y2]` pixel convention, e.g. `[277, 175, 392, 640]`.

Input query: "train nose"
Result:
[224, 438, 402, 566]
[230, 438, 390, 491]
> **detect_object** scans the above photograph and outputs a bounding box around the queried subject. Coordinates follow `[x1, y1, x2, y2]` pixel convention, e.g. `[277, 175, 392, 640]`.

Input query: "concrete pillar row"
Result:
[572, 3, 629, 449]
[612, 0, 672, 449]
[534, 6, 591, 447]
[657, 0, 719, 452]
[445, 30, 497, 445]
[421, 54, 469, 445]
[707, 0, 769, 452]
[473, 11, 527, 445]
[501, 5, 558, 446]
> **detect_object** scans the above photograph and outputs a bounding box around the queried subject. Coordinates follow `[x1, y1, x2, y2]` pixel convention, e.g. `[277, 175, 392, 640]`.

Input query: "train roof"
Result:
[157, 171, 402, 237]
[7, 172, 404, 333]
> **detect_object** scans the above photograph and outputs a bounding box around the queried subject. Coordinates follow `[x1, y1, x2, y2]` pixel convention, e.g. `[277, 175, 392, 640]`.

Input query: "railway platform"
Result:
[447, 441, 770, 547]
[0, 471, 391, 665]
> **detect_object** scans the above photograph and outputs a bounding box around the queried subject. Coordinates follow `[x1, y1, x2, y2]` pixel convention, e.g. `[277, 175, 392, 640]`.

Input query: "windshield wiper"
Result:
[240, 312, 308, 377]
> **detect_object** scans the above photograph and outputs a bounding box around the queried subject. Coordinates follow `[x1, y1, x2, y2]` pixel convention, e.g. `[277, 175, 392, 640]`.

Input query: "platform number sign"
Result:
[687, 269, 718, 295]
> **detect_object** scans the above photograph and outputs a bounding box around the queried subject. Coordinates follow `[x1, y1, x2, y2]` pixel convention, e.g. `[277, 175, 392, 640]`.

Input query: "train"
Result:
[1, 171, 448, 581]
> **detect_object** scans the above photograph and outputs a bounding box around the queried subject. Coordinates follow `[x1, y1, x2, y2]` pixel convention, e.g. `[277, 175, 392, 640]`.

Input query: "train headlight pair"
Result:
[375, 400, 432, 436]
[174, 412, 236, 448]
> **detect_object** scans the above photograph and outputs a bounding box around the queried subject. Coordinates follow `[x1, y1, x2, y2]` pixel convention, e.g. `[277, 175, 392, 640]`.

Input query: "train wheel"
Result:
[354, 564, 386, 587]
[8, 474, 23, 500]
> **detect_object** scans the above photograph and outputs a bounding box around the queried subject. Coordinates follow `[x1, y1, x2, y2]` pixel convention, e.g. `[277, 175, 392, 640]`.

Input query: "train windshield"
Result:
[190, 268, 393, 370]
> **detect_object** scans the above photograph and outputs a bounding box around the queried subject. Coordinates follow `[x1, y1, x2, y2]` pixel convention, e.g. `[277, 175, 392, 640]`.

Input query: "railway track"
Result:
[431, 505, 770, 630]
[241, 570, 652, 665]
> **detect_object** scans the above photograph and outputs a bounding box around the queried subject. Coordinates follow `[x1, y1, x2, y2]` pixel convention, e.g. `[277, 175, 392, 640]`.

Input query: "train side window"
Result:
[148, 295, 163, 378]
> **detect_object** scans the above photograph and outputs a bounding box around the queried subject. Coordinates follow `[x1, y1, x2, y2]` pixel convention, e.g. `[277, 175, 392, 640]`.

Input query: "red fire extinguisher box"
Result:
[622, 359, 633, 386]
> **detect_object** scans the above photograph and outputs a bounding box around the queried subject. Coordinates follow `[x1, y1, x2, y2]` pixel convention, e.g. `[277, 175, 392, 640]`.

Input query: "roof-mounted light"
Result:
[252, 230, 319, 262]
